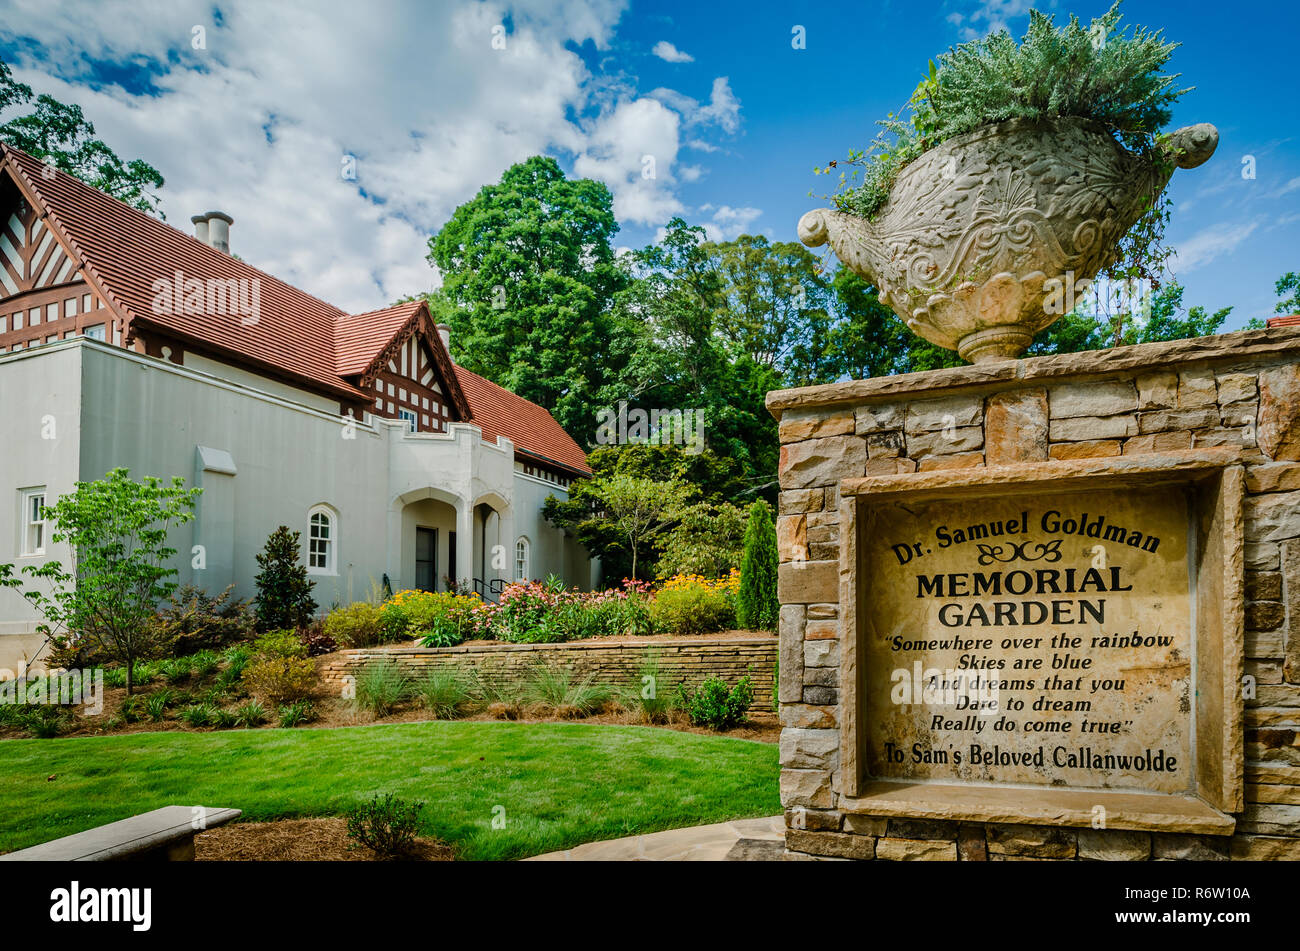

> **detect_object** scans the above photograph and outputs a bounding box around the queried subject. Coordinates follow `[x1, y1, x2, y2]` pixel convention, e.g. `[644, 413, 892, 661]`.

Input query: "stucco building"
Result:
[0, 144, 594, 671]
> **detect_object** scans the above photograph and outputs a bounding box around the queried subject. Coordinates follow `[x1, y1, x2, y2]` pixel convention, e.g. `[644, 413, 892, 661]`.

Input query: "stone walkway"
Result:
[525, 815, 785, 861]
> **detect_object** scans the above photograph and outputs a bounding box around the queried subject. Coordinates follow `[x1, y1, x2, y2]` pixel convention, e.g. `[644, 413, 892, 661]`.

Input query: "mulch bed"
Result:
[195, 817, 453, 861]
[1, 645, 782, 744]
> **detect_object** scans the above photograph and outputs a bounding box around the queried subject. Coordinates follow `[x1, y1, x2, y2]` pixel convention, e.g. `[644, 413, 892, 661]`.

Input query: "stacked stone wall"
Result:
[771, 329, 1300, 860]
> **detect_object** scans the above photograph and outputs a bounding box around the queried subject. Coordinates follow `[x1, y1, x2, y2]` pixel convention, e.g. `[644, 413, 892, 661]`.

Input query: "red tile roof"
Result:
[2, 144, 366, 401]
[1268, 315, 1300, 328]
[455, 365, 591, 474]
[1, 144, 589, 475]
[335, 302, 421, 377]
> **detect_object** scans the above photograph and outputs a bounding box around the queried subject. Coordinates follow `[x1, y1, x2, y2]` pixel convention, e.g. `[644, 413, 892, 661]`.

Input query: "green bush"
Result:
[277, 699, 315, 727]
[155, 584, 256, 656]
[408, 593, 482, 647]
[414, 668, 479, 719]
[252, 630, 309, 659]
[253, 526, 318, 632]
[649, 585, 734, 635]
[345, 793, 424, 859]
[233, 700, 267, 727]
[377, 602, 412, 643]
[323, 601, 385, 648]
[676, 676, 754, 730]
[353, 660, 412, 717]
[212, 708, 237, 729]
[735, 500, 778, 631]
[241, 655, 316, 706]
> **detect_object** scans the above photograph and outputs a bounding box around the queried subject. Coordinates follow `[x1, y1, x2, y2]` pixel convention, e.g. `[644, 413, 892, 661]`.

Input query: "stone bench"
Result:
[0, 805, 241, 861]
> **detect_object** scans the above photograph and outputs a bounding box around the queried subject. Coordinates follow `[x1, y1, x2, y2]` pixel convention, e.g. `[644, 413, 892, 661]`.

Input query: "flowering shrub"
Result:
[650, 571, 738, 635]
[375, 590, 489, 647]
[465, 577, 653, 644]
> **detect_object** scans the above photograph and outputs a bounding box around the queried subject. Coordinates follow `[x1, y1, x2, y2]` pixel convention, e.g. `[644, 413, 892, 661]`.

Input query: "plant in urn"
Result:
[802, 4, 1217, 363]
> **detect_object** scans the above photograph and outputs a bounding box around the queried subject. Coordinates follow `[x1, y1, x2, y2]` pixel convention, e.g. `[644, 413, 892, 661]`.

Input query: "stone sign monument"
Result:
[769, 344, 1300, 860]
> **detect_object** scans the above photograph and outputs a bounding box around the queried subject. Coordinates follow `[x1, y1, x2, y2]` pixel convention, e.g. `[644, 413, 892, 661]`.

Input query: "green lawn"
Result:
[0, 721, 779, 860]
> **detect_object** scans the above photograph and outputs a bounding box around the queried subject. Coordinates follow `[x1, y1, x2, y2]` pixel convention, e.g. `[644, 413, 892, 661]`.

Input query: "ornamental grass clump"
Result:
[414, 668, 479, 719]
[353, 659, 413, 717]
[523, 663, 616, 719]
[821, 2, 1188, 229]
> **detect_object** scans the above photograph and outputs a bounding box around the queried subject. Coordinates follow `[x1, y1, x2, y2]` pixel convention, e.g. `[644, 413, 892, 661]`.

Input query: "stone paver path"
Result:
[525, 815, 784, 861]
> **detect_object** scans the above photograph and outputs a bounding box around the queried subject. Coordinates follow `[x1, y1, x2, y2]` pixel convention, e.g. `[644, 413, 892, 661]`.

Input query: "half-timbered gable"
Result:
[336, 301, 470, 434]
[0, 172, 117, 353]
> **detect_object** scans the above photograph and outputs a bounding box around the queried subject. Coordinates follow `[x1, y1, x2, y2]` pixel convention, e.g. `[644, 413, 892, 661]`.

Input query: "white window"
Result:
[398, 408, 417, 431]
[20, 489, 47, 556]
[83, 324, 105, 341]
[514, 537, 530, 582]
[307, 505, 337, 574]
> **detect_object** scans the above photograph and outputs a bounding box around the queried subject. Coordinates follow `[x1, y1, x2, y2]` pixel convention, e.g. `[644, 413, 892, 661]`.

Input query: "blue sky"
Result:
[1, 0, 1297, 324]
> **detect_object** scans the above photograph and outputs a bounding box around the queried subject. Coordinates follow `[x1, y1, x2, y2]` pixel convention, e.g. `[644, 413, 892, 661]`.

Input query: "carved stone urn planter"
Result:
[799, 117, 1219, 363]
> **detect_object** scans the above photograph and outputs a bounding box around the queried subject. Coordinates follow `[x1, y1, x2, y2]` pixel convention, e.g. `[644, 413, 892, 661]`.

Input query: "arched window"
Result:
[514, 537, 530, 582]
[307, 505, 337, 574]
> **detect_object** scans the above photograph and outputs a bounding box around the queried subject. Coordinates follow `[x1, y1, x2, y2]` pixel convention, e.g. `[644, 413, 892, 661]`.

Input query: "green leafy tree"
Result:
[1274, 272, 1300, 315]
[253, 527, 318, 632]
[427, 156, 627, 443]
[655, 500, 747, 579]
[603, 219, 780, 496]
[710, 234, 837, 387]
[1028, 281, 1230, 354]
[582, 474, 693, 582]
[14, 469, 201, 693]
[735, 500, 778, 631]
[544, 445, 750, 583]
[0, 56, 164, 215]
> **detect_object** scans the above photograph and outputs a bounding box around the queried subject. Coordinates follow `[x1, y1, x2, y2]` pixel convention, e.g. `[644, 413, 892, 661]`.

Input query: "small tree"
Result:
[253, 526, 317, 631]
[735, 500, 778, 631]
[585, 474, 693, 581]
[655, 500, 747, 579]
[17, 469, 201, 694]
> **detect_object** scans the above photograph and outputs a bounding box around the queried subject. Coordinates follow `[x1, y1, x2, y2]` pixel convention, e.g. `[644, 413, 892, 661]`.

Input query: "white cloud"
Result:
[702, 205, 762, 241]
[0, 0, 742, 311]
[1169, 221, 1261, 274]
[648, 77, 741, 134]
[954, 0, 1034, 40]
[651, 40, 693, 63]
[575, 97, 684, 225]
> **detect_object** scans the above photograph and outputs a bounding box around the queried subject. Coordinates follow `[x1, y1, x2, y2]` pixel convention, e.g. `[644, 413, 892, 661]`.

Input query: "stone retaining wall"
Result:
[768, 327, 1300, 861]
[321, 637, 778, 713]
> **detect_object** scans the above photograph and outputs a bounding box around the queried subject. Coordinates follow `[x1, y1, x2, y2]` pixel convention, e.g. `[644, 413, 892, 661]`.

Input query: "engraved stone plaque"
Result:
[862, 484, 1193, 794]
